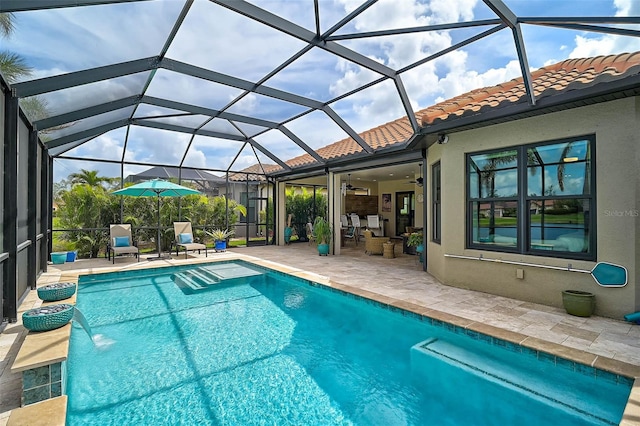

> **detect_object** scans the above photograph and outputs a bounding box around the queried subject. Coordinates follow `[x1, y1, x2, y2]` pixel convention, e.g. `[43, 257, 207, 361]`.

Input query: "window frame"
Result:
[466, 135, 596, 260]
[431, 161, 441, 244]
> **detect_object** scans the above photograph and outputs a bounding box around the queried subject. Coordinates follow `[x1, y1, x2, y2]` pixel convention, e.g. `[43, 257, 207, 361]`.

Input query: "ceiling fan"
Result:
[407, 164, 424, 187]
[343, 174, 366, 191]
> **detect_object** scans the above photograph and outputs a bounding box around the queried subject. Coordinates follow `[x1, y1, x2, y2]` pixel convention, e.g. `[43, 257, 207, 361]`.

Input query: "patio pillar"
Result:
[328, 171, 341, 256]
[40, 149, 50, 272]
[277, 181, 286, 245]
[421, 152, 427, 271]
[27, 126, 37, 290]
[47, 155, 53, 268]
[3, 92, 18, 322]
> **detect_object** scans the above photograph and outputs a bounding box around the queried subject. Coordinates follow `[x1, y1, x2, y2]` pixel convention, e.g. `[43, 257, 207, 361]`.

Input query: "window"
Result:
[467, 136, 595, 259]
[431, 161, 441, 243]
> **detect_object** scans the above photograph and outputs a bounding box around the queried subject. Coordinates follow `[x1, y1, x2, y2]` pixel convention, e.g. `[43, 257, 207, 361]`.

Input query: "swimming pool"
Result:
[66, 261, 632, 425]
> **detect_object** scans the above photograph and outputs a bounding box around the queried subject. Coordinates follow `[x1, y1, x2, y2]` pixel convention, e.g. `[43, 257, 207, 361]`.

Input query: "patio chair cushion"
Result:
[179, 233, 193, 244]
[113, 236, 130, 247]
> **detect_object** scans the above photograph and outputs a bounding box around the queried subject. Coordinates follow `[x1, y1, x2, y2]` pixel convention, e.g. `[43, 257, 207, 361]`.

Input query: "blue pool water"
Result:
[67, 261, 632, 425]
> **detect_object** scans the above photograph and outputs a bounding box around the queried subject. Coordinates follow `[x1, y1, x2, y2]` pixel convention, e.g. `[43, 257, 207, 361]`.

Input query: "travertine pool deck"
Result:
[2, 244, 640, 425]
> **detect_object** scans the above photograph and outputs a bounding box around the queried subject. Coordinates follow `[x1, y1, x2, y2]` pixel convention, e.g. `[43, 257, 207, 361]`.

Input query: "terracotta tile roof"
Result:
[421, 51, 640, 125]
[239, 51, 640, 176]
[228, 163, 281, 181]
[284, 113, 419, 168]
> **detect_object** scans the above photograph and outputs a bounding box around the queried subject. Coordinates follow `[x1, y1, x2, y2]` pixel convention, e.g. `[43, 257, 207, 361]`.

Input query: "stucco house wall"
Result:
[426, 96, 639, 319]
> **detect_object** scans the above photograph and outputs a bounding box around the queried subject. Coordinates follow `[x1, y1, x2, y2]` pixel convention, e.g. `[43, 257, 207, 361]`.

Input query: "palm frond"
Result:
[0, 50, 32, 83]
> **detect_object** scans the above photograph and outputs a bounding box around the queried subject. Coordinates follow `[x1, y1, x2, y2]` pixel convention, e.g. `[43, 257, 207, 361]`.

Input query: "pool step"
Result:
[172, 264, 263, 293]
[199, 264, 263, 281]
[172, 269, 221, 292]
[410, 338, 619, 425]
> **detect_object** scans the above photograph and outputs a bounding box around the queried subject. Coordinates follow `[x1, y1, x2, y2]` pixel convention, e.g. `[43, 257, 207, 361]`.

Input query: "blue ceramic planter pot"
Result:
[215, 241, 227, 252]
[50, 252, 67, 264]
[317, 243, 330, 256]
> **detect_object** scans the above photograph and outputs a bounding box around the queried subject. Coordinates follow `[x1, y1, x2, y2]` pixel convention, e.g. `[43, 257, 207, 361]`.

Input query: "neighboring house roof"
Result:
[239, 51, 640, 177]
[127, 166, 225, 183]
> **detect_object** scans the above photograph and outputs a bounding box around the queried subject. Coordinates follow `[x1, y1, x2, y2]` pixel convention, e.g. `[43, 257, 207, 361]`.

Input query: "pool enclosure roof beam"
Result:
[483, 0, 535, 105]
[327, 19, 503, 41]
[278, 126, 326, 164]
[142, 97, 279, 129]
[0, 0, 148, 12]
[45, 119, 131, 150]
[212, 0, 395, 79]
[133, 120, 247, 142]
[7, 0, 639, 181]
[34, 95, 141, 131]
[12, 57, 158, 98]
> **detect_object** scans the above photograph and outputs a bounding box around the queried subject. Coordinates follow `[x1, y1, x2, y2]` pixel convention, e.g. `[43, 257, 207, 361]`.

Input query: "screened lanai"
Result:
[2, 0, 640, 324]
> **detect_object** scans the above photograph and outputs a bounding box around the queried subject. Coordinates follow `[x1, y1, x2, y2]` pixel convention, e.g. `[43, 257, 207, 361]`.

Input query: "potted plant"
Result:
[313, 216, 332, 256]
[284, 213, 293, 245]
[206, 228, 234, 252]
[407, 231, 424, 262]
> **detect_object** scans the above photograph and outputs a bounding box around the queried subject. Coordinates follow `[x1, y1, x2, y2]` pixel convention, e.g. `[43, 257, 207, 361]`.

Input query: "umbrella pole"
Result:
[157, 194, 162, 258]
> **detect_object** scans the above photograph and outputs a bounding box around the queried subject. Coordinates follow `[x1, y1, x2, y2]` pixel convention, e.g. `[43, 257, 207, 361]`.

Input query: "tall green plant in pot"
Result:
[407, 231, 424, 263]
[313, 216, 332, 256]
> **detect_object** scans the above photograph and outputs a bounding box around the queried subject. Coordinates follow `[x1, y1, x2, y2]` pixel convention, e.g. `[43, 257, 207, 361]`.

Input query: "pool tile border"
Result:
[9, 254, 640, 425]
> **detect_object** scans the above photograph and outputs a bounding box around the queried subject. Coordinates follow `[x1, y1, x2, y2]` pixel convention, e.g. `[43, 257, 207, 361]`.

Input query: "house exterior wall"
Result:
[426, 96, 639, 319]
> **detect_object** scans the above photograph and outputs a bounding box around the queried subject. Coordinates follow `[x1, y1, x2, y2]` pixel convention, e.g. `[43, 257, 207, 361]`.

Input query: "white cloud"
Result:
[231, 93, 260, 115]
[431, 55, 523, 103]
[568, 0, 640, 58]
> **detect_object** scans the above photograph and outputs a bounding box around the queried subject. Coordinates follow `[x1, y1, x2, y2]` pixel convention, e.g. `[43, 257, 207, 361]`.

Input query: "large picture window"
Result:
[467, 136, 595, 259]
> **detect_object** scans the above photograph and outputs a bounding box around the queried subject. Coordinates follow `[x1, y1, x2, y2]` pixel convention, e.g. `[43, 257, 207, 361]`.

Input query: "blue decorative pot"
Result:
[37, 282, 76, 302]
[66, 250, 78, 262]
[23, 304, 74, 332]
[317, 243, 330, 256]
[215, 241, 227, 252]
[50, 252, 67, 264]
[284, 227, 293, 244]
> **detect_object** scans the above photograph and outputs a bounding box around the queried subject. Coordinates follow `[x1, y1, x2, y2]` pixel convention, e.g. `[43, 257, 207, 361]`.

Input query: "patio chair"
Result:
[173, 222, 207, 259]
[343, 226, 358, 245]
[363, 229, 389, 255]
[109, 224, 139, 264]
[350, 214, 362, 238]
[366, 214, 383, 236]
[340, 215, 349, 228]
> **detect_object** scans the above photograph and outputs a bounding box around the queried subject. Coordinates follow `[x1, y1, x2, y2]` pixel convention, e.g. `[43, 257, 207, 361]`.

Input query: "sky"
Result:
[4, 0, 640, 182]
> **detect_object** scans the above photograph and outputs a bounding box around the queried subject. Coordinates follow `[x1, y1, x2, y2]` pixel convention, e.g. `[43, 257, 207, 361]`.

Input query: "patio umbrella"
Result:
[112, 179, 201, 260]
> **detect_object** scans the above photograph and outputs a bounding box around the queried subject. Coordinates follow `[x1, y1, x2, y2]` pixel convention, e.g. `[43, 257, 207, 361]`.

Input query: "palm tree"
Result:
[69, 169, 112, 188]
[0, 13, 52, 124]
[0, 13, 32, 83]
[0, 13, 14, 35]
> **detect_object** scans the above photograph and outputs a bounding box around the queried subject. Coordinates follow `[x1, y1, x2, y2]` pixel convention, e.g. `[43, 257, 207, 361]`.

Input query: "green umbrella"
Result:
[112, 179, 201, 260]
